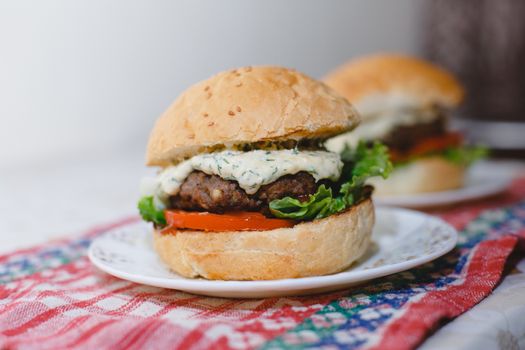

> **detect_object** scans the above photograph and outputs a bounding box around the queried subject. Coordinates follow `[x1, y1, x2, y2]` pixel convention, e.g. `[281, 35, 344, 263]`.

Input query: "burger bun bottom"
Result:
[153, 199, 374, 281]
[371, 156, 465, 196]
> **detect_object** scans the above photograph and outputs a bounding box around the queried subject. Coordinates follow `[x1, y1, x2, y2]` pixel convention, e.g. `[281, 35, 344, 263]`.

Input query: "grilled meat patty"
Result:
[170, 171, 318, 213]
[381, 115, 446, 152]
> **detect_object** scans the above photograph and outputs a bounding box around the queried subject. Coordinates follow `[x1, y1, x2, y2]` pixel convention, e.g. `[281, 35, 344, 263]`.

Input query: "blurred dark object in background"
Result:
[422, 0, 525, 159]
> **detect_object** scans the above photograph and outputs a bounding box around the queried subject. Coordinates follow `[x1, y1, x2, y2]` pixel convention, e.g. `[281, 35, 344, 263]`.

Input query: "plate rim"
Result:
[88, 207, 458, 294]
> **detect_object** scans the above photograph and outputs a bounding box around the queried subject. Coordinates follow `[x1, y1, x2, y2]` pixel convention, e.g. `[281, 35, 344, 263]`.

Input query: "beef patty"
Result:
[170, 171, 318, 213]
[381, 115, 446, 152]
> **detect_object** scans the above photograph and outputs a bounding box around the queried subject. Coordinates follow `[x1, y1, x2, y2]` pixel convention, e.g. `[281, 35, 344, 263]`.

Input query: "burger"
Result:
[138, 66, 391, 280]
[324, 54, 486, 196]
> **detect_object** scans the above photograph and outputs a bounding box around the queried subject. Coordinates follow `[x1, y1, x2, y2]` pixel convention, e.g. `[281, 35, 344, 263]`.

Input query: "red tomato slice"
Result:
[390, 132, 463, 162]
[163, 210, 295, 232]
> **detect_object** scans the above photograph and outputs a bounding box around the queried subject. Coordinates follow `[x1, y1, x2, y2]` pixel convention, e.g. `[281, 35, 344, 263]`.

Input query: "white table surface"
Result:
[1, 153, 524, 349]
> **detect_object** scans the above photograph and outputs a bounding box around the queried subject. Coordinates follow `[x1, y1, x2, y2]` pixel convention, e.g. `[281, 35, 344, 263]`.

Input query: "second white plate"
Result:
[89, 208, 457, 298]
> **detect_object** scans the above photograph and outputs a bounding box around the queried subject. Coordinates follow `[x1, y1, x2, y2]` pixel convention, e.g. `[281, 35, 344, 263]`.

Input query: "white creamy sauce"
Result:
[141, 149, 343, 201]
[326, 108, 439, 153]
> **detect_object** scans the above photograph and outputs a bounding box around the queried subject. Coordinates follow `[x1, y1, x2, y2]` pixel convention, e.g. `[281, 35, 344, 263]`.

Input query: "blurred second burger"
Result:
[325, 54, 486, 195]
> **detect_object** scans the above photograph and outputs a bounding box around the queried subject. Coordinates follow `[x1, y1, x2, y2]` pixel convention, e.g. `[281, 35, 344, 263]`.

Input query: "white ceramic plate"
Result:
[89, 208, 457, 298]
[374, 161, 515, 208]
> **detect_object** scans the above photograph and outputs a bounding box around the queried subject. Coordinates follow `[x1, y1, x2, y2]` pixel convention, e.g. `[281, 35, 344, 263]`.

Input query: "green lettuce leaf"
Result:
[270, 141, 392, 220]
[138, 196, 166, 226]
[441, 145, 488, 166]
[268, 185, 346, 220]
[340, 141, 393, 185]
[394, 145, 488, 168]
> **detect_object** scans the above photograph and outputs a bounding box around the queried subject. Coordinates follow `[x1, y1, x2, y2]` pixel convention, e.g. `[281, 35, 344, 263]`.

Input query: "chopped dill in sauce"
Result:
[144, 149, 343, 200]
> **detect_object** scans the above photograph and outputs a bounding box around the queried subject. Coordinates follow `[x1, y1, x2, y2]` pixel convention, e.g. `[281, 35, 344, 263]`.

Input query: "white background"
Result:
[0, 0, 420, 168]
